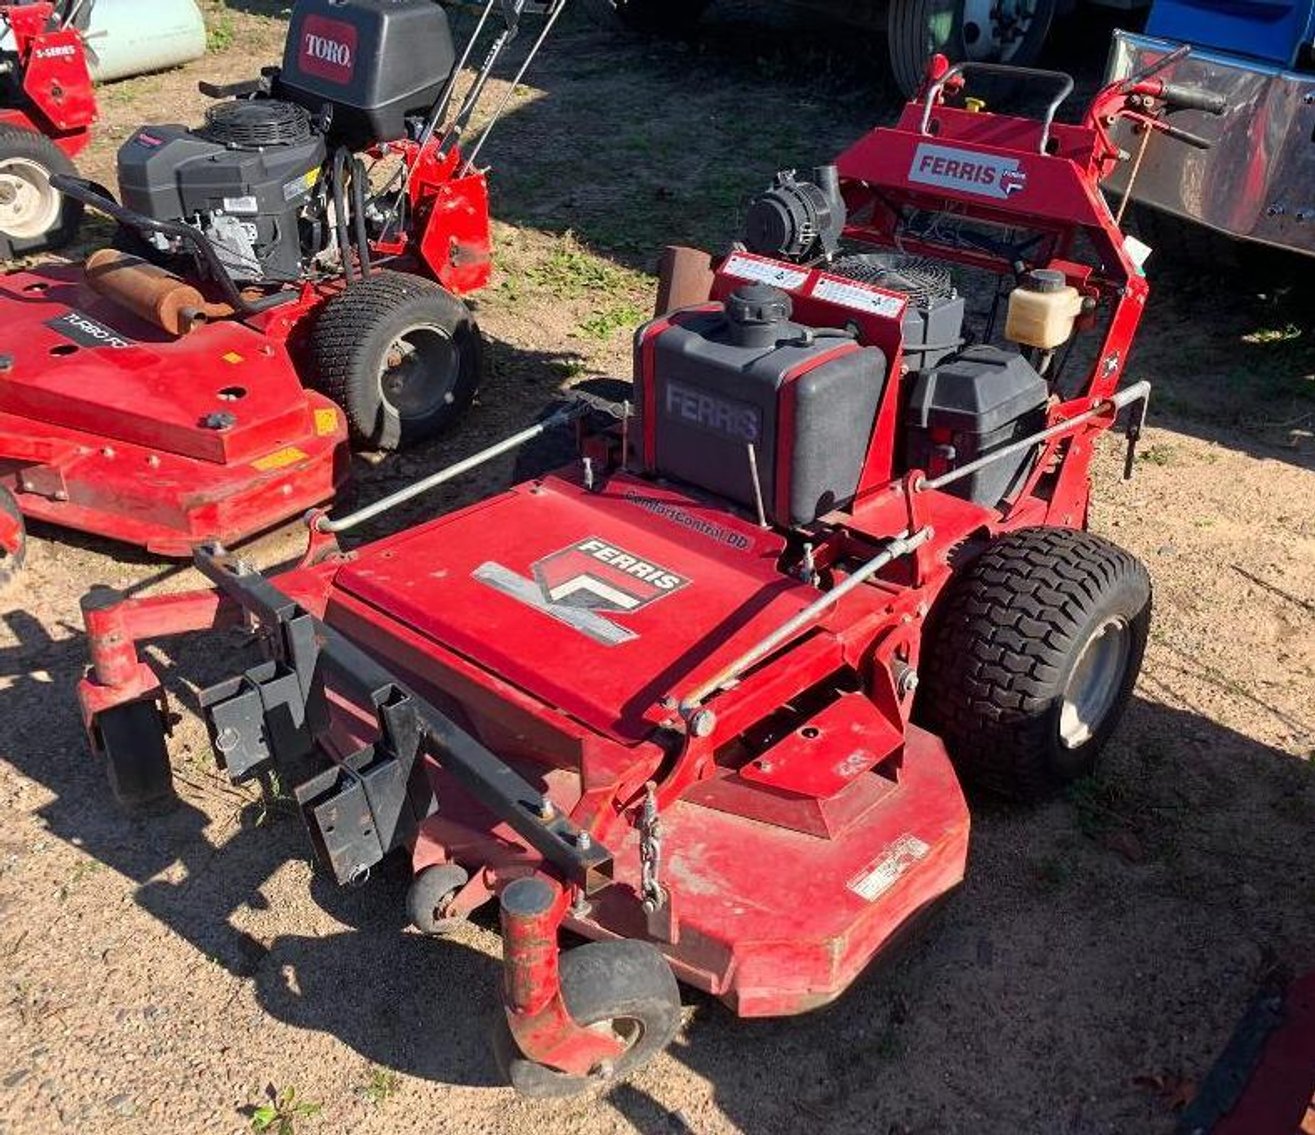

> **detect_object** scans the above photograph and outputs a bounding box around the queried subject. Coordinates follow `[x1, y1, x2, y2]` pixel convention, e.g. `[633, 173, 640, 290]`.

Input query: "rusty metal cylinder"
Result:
[84, 248, 225, 336]
[654, 245, 716, 317]
[499, 875, 564, 1016]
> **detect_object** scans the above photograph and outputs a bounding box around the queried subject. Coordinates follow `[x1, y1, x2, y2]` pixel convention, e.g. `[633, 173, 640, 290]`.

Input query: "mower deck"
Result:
[0, 262, 347, 553]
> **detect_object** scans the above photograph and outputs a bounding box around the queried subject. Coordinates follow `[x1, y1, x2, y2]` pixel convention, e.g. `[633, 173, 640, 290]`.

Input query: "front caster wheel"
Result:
[93, 699, 176, 814]
[407, 864, 470, 936]
[0, 485, 27, 592]
[491, 939, 682, 1098]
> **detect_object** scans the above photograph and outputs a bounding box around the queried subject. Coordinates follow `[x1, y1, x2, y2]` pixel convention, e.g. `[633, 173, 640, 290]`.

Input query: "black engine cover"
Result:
[117, 119, 326, 284]
[276, 0, 456, 150]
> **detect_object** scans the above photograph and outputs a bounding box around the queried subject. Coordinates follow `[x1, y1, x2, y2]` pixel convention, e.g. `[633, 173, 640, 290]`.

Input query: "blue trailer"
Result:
[1106, 1, 1315, 258]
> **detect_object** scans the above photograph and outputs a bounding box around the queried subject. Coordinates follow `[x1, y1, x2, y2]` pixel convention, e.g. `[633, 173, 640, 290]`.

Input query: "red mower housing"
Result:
[0, 0, 566, 582]
[77, 53, 1214, 1094]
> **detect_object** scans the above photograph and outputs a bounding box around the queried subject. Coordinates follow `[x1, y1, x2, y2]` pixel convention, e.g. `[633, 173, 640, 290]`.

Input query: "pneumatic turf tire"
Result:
[918, 527, 1151, 800]
[491, 939, 682, 1098]
[0, 124, 83, 255]
[308, 270, 482, 451]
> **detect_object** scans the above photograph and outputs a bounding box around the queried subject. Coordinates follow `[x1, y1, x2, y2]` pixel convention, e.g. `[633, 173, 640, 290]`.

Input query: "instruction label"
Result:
[847, 834, 931, 902]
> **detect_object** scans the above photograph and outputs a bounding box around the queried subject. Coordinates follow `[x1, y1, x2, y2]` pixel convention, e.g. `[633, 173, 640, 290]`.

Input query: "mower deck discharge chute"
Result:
[0, 0, 566, 582]
[77, 52, 1220, 1094]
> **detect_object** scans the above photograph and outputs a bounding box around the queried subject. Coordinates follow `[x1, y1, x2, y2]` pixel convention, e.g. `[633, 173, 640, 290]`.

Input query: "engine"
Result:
[113, 0, 456, 286]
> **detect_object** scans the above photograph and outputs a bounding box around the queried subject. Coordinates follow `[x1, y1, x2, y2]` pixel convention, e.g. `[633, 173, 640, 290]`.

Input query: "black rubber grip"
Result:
[1159, 83, 1228, 115]
[1158, 121, 1213, 150]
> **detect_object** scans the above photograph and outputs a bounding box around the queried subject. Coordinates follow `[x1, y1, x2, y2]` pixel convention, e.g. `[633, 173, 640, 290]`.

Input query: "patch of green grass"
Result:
[1066, 773, 1131, 839]
[549, 357, 589, 380]
[249, 1086, 320, 1135]
[359, 1066, 400, 1106]
[577, 302, 647, 341]
[57, 860, 101, 902]
[1138, 443, 1176, 467]
[527, 234, 639, 301]
[206, 11, 237, 54]
[1242, 322, 1302, 345]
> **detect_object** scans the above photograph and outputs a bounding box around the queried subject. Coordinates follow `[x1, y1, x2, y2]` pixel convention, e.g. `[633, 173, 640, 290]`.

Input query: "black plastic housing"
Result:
[904, 345, 1048, 507]
[276, 0, 456, 149]
[637, 290, 888, 527]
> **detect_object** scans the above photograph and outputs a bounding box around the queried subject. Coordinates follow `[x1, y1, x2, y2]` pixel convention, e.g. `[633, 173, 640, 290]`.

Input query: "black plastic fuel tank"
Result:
[637, 284, 888, 527]
[277, 0, 455, 148]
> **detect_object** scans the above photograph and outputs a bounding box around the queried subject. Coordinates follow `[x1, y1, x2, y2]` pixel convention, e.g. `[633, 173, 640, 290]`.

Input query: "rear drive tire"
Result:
[96, 699, 177, 814]
[918, 526, 1151, 800]
[491, 939, 682, 1098]
[887, 0, 1056, 98]
[0, 124, 83, 255]
[308, 270, 482, 451]
[0, 485, 26, 592]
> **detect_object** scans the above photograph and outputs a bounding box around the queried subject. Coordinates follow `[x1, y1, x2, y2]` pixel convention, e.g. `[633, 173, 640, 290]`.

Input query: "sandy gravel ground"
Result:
[0, 4, 1312, 1133]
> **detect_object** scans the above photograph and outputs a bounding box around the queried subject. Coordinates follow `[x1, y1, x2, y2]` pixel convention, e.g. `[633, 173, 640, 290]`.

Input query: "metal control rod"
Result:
[316, 403, 583, 534]
[678, 527, 935, 714]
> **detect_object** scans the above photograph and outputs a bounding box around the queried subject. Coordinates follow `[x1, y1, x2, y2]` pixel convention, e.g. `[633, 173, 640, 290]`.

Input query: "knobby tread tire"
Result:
[918, 526, 1151, 800]
[307, 269, 481, 450]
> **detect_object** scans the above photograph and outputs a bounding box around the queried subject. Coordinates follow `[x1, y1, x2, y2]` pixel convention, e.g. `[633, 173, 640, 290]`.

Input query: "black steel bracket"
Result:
[193, 547, 613, 893]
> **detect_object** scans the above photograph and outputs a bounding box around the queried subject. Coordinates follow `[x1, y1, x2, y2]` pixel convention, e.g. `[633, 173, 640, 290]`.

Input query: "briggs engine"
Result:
[114, 0, 456, 285]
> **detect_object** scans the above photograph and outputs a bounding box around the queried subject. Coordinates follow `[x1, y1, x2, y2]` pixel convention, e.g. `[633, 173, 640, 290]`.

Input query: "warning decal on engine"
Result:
[721, 253, 809, 291]
[811, 275, 906, 318]
[847, 834, 931, 902]
[45, 311, 134, 350]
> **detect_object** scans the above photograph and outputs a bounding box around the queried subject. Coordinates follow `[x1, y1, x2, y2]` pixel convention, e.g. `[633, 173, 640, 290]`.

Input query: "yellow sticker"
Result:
[314, 408, 339, 436]
[222, 351, 244, 365]
[252, 446, 307, 472]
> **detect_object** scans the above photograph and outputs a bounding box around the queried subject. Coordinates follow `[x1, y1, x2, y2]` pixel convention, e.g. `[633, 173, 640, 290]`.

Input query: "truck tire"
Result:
[491, 939, 682, 1098]
[308, 270, 482, 451]
[0, 124, 83, 255]
[918, 526, 1151, 800]
[887, 0, 1057, 98]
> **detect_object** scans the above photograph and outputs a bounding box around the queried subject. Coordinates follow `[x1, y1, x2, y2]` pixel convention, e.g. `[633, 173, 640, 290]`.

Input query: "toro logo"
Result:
[532, 538, 690, 614]
[908, 142, 1028, 200]
[298, 15, 356, 84]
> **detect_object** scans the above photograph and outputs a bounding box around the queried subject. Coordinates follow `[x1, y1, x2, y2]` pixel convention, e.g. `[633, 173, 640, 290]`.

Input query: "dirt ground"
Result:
[1, 3, 1313, 1133]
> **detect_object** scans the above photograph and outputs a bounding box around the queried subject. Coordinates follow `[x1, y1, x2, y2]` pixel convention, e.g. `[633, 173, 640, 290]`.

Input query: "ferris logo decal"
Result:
[45, 311, 134, 350]
[533, 538, 690, 614]
[298, 15, 356, 84]
[665, 380, 761, 444]
[908, 142, 1028, 199]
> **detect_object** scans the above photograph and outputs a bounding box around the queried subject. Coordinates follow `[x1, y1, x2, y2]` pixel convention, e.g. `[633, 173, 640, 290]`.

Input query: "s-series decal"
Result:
[908, 142, 1028, 200]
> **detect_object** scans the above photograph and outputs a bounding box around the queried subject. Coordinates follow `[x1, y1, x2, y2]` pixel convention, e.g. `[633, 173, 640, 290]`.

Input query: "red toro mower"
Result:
[77, 50, 1218, 1094]
[0, 0, 96, 256]
[0, 0, 565, 586]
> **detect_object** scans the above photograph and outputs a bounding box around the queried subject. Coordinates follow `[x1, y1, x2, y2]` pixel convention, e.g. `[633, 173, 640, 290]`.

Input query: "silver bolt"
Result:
[577, 830, 591, 851]
[688, 708, 716, 738]
[214, 727, 239, 753]
[898, 668, 920, 697]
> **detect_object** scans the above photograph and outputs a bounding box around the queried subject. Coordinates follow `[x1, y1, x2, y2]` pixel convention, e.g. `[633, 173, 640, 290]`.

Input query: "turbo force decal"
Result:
[533, 538, 689, 613]
[45, 311, 134, 349]
[298, 15, 357, 84]
[908, 142, 1028, 200]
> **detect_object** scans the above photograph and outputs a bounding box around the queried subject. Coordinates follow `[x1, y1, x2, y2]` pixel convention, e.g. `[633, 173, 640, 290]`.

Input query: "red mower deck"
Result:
[75, 51, 1222, 1096]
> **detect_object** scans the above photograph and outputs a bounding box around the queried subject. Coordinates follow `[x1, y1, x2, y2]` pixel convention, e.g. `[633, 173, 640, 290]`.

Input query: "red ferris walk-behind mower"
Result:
[77, 51, 1218, 1094]
[0, 1, 96, 256]
[0, 0, 565, 587]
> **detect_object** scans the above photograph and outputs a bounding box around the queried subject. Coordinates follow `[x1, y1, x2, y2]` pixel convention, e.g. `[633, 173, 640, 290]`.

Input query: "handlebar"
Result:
[1155, 82, 1228, 116]
[921, 60, 1075, 154]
